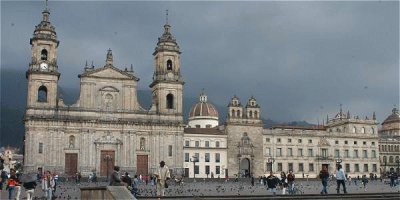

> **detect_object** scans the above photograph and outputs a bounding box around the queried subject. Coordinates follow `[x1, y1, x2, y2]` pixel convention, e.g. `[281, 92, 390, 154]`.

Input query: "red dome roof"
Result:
[189, 102, 219, 119]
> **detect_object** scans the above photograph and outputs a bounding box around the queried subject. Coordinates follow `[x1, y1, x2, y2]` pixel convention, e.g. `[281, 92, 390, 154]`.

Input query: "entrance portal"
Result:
[136, 155, 148, 175]
[100, 150, 115, 177]
[239, 158, 251, 178]
[65, 153, 78, 176]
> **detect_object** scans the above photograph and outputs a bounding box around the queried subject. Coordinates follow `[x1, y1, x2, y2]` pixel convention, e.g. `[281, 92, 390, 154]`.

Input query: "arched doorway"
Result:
[239, 158, 251, 178]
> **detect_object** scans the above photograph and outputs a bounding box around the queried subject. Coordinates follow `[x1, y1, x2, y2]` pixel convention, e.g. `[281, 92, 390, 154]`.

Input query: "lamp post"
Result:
[396, 157, 400, 174]
[336, 158, 342, 166]
[103, 155, 113, 182]
[267, 156, 275, 173]
[190, 155, 198, 182]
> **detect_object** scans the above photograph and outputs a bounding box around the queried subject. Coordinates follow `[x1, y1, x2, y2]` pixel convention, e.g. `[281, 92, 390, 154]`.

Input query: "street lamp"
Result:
[103, 155, 113, 182]
[336, 158, 342, 166]
[267, 156, 275, 173]
[190, 155, 198, 182]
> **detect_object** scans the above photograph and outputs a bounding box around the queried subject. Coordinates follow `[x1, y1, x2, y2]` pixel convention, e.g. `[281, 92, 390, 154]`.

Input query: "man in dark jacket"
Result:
[266, 172, 279, 195]
[109, 166, 123, 186]
[23, 180, 37, 200]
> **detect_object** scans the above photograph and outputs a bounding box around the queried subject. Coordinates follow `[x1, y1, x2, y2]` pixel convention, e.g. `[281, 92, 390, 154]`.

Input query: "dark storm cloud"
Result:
[1, 1, 398, 123]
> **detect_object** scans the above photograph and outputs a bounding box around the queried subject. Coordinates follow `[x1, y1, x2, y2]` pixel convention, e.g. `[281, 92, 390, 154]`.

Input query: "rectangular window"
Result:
[277, 138, 281, 143]
[265, 148, 271, 156]
[39, 143, 43, 154]
[309, 163, 314, 172]
[364, 164, 368, 172]
[344, 150, 349, 158]
[299, 163, 304, 172]
[363, 141, 367, 145]
[205, 141, 210, 147]
[195, 141, 200, 147]
[335, 149, 340, 158]
[363, 150, 368, 158]
[288, 138, 292, 143]
[321, 148, 328, 158]
[194, 165, 199, 174]
[345, 164, 350, 172]
[354, 141, 357, 145]
[205, 153, 210, 162]
[205, 165, 210, 175]
[298, 139, 302, 143]
[335, 140, 339, 145]
[308, 139, 312, 144]
[354, 150, 359, 158]
[372, 164, 377, 172]
[288, 148, 293, 156]
[215, 153, 220, 163]
[215, 166, 220, 174]
[372, 150, 376, 158]
[266, 138, 270, 143]
[277, 148, 282, 157]
[195, 153, 200, 161]
[278, 163, 283, 171]
[355, 164, 360, 172]
[185, 153, 189, 162]
[345, 140, 348, 145]
[308, 149, 314, 157]
[216, 141, 220, 148]
[288, 163, 293, 171]
[185, 140, 190, 147]
[372, 142, 375, 146]
[298, 148, 303, 157]
[267, 163, 272, 172]
[168, 145, 173, 157]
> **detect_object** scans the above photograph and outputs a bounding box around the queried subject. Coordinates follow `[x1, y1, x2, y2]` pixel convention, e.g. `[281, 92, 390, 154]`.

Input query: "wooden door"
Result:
[65, 153, 78, 176]
[100, 150, 115, 177]
[136, 155, 148, 175]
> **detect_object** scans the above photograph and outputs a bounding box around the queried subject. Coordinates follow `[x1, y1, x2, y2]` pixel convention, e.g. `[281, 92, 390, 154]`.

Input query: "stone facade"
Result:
[378, 108, 400, 174]
[23, 6, 384, 179]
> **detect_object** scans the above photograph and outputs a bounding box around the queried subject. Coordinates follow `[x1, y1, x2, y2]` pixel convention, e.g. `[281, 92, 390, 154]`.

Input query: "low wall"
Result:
[81, 186, 135, 200]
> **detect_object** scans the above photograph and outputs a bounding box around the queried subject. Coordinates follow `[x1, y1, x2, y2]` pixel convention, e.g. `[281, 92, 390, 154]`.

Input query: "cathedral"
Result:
[24, 5, 385, 179]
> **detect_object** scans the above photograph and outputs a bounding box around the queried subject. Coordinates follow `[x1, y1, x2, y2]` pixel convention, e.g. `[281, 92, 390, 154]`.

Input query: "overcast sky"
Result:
[1, 0, 399, 123]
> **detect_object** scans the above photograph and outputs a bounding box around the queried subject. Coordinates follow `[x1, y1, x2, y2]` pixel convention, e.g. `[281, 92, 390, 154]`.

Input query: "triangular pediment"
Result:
[79, 65, 139, 81]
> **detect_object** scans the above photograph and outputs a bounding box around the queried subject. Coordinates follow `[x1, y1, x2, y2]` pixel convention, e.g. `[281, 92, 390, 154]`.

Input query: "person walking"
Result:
[280, 172, 287, 195]
[361, 175, 368, 191]
[41, 171, 55, 200]
[251, 175, 255, 186]
[348, 176, 352, 186]
[287, 170, 295, 195]
[109, 166, 123, 186]
[154, 161, 170, 199]
[0, 170, 7, 190]
[23, 179, 37, 200]
[266, 171, 279, 195]
[6, 170, 17, 199]
[336, 165, 347, 194]
[319, 166, 329, 195]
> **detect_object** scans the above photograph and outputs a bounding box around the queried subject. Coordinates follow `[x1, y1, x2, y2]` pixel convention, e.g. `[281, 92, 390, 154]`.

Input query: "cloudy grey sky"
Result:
[1, 0, 399, 123]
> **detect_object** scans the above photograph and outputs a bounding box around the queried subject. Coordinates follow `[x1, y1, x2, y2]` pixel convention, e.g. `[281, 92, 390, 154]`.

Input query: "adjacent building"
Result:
[378, 107, 400, 174]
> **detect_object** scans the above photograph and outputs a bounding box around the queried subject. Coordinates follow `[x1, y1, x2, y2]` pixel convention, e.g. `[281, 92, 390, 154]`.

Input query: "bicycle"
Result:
[291, 183, 304, 195]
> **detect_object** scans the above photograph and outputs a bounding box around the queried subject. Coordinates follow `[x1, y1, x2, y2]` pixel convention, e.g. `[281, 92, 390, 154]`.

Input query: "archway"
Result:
[239, 158, 251, 178]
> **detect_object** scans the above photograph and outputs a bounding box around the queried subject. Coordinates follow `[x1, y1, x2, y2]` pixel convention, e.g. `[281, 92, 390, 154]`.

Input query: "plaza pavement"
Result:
[1, 179, 399, 199]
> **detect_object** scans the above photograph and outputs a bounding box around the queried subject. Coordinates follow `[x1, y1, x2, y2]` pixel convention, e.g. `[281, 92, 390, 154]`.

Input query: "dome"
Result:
[189, 97, 219, 119]
[188, 91, 219, 128]
[382, 107, 400, 125]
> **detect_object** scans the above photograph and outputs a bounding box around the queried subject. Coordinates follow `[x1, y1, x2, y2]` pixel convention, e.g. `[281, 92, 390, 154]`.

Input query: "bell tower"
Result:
[150, 11, 184, 116]
[26, 1, 60, 108]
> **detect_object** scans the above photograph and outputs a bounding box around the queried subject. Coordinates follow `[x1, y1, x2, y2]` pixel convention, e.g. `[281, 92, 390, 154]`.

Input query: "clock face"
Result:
[40, 63, 48, 71]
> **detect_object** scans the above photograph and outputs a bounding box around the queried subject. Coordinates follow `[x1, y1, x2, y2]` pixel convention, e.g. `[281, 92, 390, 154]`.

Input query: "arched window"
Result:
[337, 128, 341, 132]
[231, 110, 235, 117]
[41, 49, 48, 60]
[140, 138, 146, 150]
[352, 127, 356, 133]
[383, 156, 387, 163]
[236, 110, 240, 117]
[361, 127, 365, 134]
[371, 128, 375, 134]
[37, 86, 47, 102]
[166, 60, 173, 71]
[254, 111, 258, 119]
[166, 94, 174, 109]
[69, 135, 75, 148]
[389, 156, 394, 163]
[249, 111, 253, 118]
